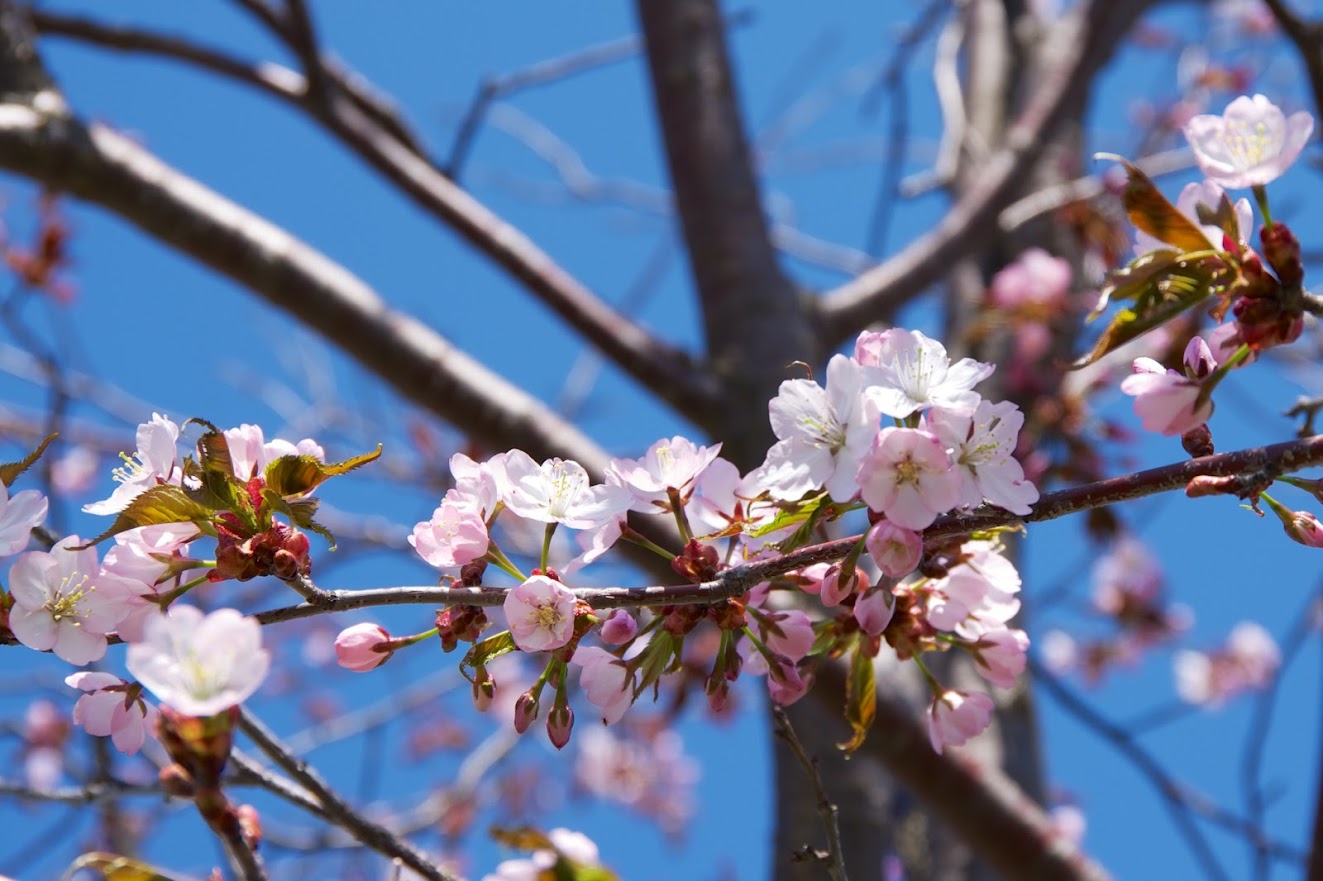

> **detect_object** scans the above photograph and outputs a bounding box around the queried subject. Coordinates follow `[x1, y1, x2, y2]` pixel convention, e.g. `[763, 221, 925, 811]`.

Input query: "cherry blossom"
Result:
[606, 435, 723, 512]
[751, 354, 885, 502]
[988, 248, 1072, 309]
[65, 672, 155, 755]
[1175, 621, 1280, 706]
[925, 542, 1023, 638]
[599, 609, 638, 645]
[1133, 180, 1252, 255]
[865, 329, 994, 418]
[504, 574, 576, 652]
[0, 479, 47, 556]
[1183, 94, 1314, 189]
[101, 523, 199, 642]
[857, 427, 963, 530]
[926, 400, 1039, 515]
[409, 495, 489, 569]
[574, 727, 697, 833]
[126, 606, 270, 717]
[83, 413, 181, 515]
[927, 690, 995, 754]
[493, 451, 630, 529]
[854, 589, 895, 637]
[571, 646, 634, 724]
[225, 423, 325, 481]
[334, 623, 393, 672]
[866, 520, 923, 578]
[1119, 353, 1212, 437]
[971, 628, 1031, 688]
[8, 537, 139, 665]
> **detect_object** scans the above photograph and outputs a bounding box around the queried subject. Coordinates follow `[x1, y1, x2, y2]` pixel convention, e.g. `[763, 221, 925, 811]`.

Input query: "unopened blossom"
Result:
[101, 523, 199, 642]
[857, 427, 963, 530]
[927, 690, 995, 753]
[334, 623, 393, 672]
[766, 655, 809, 706]
[1281, 509, 1323, 547]
[504, 575, 576, 652]
[866, 520, 923, 578]
[225, 423, 324, 481]
[606, 436, 723, 512]
[854, 589, 895, 637]
[819, 565, 868, 608]
[84, 413, 181, 515]
[926, 400, 1039, 515]
[1175, 621, 1280, 706]
[409, 495, 489, 569]
[988, 248, 1072, 309]
[0, 479, 47, 556]
[1133, 180, 1252, 255]
[65, 672, 154, 755]
[865, 329, 994, 418]
[572, 646, 634, 724]
[1184, 94, 1314, 189]
[126, 606, 270, 717]
[1119, 356, 1212, 437]
[8, 537, 138, 665]
[752, 354, 885, 502]
[599, 609, 638, 645]
[741, 607, 815, 676]
[493, 451, 630, 530]
[971, 628, 1030, 688]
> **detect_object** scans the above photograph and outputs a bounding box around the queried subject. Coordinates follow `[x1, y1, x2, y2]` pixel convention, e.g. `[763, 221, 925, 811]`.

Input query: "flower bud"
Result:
[333, 623, 393, 672]
[1282, 510, 1323, 547]
[1261, 221, 1303, 287]
[513, 691, 539, 734]
[599, 609, 638, 645]
[471, 667, 495, 712]
[1181, 424, 1214, 458]
[546, 704, 574, 750]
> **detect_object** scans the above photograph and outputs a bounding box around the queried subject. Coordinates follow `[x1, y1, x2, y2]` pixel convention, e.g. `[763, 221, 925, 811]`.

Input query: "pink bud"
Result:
[599, 609, 638, 645]
[865, 521, 923, 578]
[333, 623, 392, 672]
[546, 705, 574, 750]
[1285, 510, 1323, 547]
[472, 668, 495, 712]
[513, 692, 539, 734]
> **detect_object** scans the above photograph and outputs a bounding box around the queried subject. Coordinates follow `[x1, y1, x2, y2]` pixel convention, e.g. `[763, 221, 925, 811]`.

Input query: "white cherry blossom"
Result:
[866, 329, 994, 418]
[126, 606, 270, 716]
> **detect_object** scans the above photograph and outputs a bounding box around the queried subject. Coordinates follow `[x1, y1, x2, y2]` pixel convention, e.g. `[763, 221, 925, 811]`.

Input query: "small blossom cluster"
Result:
[1175, 621, 1279, 707]
[377, 328, 1038, 753]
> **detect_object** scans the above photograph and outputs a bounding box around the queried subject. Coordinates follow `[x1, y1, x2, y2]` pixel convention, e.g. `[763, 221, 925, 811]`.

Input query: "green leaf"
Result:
[461, 630, 517, 682]
[1099, 154, 1212, 254]
[1088, 249, 1181, 320]
[839, 644, 876, 754]
[1073, 280, 1213, 369]
[192, 424, 234, 478]
[76, 485, 213, 548]
[264, 445, 383, 498]
[0, 432, 56, 487]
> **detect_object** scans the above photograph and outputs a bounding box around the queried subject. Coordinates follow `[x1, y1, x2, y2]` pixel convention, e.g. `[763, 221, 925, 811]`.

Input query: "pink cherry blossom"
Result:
[8, 537, 138, 665]
[857, 427, 963, 530]
[334, 623, 393, 672]
[854, 589, 895, 637]
[819, 565, 868, 608]
[866, 520, 923, 578]
[1133, 180, 1252, 255]
[65, 672, 155, 755]
[84, 413, 181, 515]
[101, 523, 199, 642]
[925, 542, 1022, 638]
[766, 655, 809, 706]
[927, 690, 995, 753]
[493, 451, 630, 529]
[571, 645, 634, 724]
[926, 400, 1039, 515]
[751, 354, 885, 502]
[865, 329, 994, 418]
[504, 575, 576, 652]
[971, 628, 1030, 688]
[0, 480, 46, 557]
[409, 494, 489, 569]
[988, 248, 1072, 309]
[225, 423, 324, 481]
[1184, 94, 1314, 189]
[126, 606, 270, 717]
[599, 609, 638, 645]
[1119, 357, 1211, 436]
[606, 435, 723, 512]
[1175, 621, 1279, 706]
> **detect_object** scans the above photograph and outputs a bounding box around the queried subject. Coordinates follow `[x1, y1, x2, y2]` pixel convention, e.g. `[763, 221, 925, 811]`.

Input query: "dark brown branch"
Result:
[26, 8, 724, 423]
[817, 0, 1154, 346]
[1259, 0, 1323, 126]
[771, 706, 849, 881]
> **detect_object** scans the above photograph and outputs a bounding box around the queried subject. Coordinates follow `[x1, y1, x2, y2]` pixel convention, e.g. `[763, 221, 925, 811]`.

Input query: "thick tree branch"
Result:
[817, 0, 1154, 346]
[25, 8, 723, 423]
[636, 0, 815, 463]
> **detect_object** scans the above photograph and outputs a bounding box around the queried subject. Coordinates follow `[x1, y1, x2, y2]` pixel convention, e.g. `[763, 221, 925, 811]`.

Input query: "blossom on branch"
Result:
[1183, 93, 1314, 189]
[65, 672, 154, 755]
[0, 480, 47, 556]
[927, 690, 995, 754]
[857, 427, 963, 529]
[83, 413, 181, 516]
[504, 574, 576, 652]
[126, 606, 270, 717]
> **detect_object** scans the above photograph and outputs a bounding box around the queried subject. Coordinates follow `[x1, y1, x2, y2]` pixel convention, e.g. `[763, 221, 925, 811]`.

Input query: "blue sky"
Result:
[0, 2, 1320, 880]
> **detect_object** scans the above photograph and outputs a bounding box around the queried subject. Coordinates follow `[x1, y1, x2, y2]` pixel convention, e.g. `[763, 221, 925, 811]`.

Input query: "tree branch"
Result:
[817, 0, 1155, 346]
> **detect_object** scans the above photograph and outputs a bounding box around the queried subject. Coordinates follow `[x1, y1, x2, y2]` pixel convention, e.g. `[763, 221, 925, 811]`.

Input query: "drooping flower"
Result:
[571, 645, 634, 724]
[504, 575, 577, 652]
[8, 537, 138, 665]
[856, 427, 963, 530]
[927, 690, 995, 753]
[65, 672, 155, 755]
[865, 329, 994, 418]
[1119, 351, 1213, 437]
[1183, 94, 1314, 189]
[83, 413, 181, 515]
[126, 606, 270, 716]
[853, 589, 895, 637]
[925, 542, 1023, 639]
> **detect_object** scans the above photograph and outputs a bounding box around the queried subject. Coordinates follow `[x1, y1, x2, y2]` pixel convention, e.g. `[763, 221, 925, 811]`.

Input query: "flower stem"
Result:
[1253, 184, 1273, 228]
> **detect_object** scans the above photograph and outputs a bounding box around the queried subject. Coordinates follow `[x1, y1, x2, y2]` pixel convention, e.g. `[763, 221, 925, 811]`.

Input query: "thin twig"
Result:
[771, 706, 849, 881]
